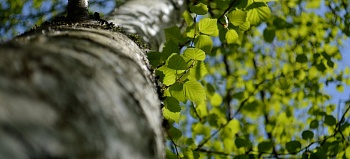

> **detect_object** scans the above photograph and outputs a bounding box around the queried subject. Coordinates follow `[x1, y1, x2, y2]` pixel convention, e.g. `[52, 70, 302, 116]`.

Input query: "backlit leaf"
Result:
[169, 82, 186, 102]
[184, 81, 206, 103]
[194, 35, 213, 54]
[247, 3, 271, 25]
[167, 54, 188, 70]
[183, 48, 206, 61]
[162, 107, 180, 123]
[226, 29, 238, 44]
[228, 10, 247, 26]
[198, 18, 218, 36]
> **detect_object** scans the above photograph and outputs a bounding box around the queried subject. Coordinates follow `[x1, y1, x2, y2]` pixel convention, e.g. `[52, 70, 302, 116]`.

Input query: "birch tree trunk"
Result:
[0, 0, 185, 158]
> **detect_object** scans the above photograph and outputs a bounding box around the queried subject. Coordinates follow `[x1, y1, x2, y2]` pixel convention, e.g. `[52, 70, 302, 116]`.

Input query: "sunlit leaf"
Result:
[198, 18, 218, 36]
[157, 66, 176, 86]
[228, 10, 247, 26]
[247, 3, 271, 25]
[162, 107, 180, 123]
[182, 10, 194, 26]
[239, 21, 251, 31]
[194, 35, 213, 54]
[169, 82, 186, 102]
[189, 61, 208, 81]
[306, 0, 321, 8]
[183, 48, 206, 61]
[184, 81, 206, 103]
[167, 54, 188, 70]
[226, 29, 239, 44]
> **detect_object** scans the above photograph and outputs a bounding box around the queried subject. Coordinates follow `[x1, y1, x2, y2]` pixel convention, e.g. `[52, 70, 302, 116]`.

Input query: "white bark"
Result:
[106, 0, 186, 51]
[0, 22, 161, 159]
[0, 0, 187, 158]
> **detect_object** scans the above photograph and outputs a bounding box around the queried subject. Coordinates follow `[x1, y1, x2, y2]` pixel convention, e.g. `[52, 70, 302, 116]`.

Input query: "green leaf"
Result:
[239, 21, 251, 31]
[184, 149, 200, 159]
[169, 82, 186, 102]
[286, 141, 302, 153]
[164, 97, 181, 112]
[235, 0, 253, 8]
[247, 3, 271, 25]
[223, 119, 240, 135]
[167, 54, 188, 70]
[157, 66, 176, 86]
[254, 0, 277, 2]
[182, 10, 194, 26]
[162, 41, 180, 61]
[316, 63, 327, 72]
[165, 26, 181, 44]
[190, 3, 208, 15]
[306, 0, 321, 8]
[168, 126, 182, 140]
[296, 54, 308, 63]
[184, 81, 206, 103]
[186, 24, 197, 38]
[226, 29, 239, 44]
[302, 130, 314, 140]
[166, 149, 178, 159]
[209, 93, 222, 107]
[183, 48, 206, 61]
[147, 52, 162, 67]
[310, 119, 319, 129]
[263, 27, 275, 43]
[336, 84, 344, 92]
[235, 138, 249, 148]
[258, 141, 273, 152]
[162, 107, 180, 123]
[194, 35, 213, 54]
[273, 17, 293, 29]
[189, 61, 208, 81]
[198, 18, 218, 36]
[206, 83, 216, 96]
[228, 10, 247, 26]
[324, 115, 336, 126]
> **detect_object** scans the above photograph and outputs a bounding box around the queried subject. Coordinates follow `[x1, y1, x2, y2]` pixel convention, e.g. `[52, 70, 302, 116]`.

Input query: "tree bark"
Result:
[0, 19, 162, 158]
[107, 0, 186, 51]
[0, 0, 186, 158]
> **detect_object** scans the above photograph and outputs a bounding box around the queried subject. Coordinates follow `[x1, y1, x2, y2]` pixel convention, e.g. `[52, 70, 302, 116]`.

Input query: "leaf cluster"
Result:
[150, 0, 350, 159]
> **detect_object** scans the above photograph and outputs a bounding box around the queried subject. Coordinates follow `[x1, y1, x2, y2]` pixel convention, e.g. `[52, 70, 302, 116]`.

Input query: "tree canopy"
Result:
[1, 0, 350, 158]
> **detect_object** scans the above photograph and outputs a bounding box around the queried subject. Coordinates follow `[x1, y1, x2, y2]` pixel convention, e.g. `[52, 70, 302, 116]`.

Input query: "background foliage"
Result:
[1, 0, 350, 158]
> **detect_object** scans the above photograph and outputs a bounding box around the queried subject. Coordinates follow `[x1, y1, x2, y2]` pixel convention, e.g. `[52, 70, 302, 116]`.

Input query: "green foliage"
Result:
[2, 0, 350, 158]
[152, 0, 350, 158]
